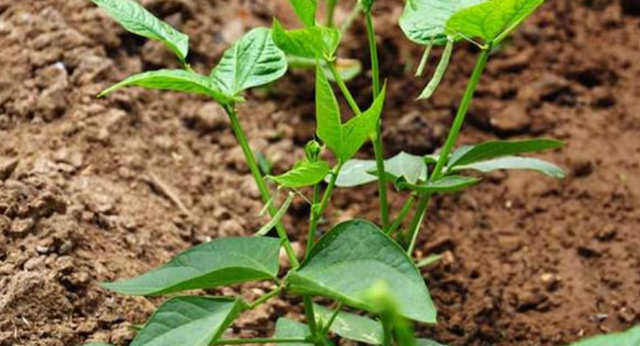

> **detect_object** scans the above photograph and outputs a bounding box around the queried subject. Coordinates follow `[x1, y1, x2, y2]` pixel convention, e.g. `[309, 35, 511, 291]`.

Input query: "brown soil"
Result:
[1, 0, 639, 345]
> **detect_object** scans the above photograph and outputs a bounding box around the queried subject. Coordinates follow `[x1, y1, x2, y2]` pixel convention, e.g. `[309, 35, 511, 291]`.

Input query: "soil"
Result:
[1, 0, 639, 345]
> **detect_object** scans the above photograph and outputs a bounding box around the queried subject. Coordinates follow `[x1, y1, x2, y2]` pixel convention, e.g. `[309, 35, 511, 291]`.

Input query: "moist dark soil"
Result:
[1, 0, 639, 345]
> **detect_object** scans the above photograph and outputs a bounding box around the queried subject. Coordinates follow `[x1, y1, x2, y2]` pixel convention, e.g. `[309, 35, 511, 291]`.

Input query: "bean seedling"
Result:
[84, 0, 564, 345]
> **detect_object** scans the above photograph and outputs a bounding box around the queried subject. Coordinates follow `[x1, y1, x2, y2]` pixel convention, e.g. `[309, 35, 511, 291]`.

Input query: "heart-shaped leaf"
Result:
[273, 19, 341, 59]
[210, 28, 288, 97]
[269, 160, 331, 188]
[447, 138, 563, 168]
[454, 156, 564, 178]
[315, 304, 383, 345]
[446, 0, 545, 45]
[400, 0, 486, 45]
[399, 175, 480, 193]
[274, 318, 311, 346]
[90, 0, 189, 62]
[129, 296, 244, 346]
[288, 0, 317, 27]
[569, 326, 640, 346]
[285, 220, 437, 324]
[98, 69, 235, 104]
[101, 237, 281, 296]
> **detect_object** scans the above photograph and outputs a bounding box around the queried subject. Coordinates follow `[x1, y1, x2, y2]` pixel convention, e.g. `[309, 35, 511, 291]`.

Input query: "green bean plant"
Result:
[83, 0, 563, 345]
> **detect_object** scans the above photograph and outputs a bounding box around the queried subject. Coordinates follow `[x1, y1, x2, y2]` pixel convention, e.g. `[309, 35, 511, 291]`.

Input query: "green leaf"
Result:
[338, 85, 386, 161]
[272, 19, 341, 59]
[315, 305, 383, 345]
[315, 65, 343, 156]
[417, 339, 447, 346]
[101, 237, 280, 296]
[287, 56, 363, 82]
[446, 0, 545, 45]
[417, 39, 453, 100]
[255, 193, 294, 237]
[98, 69, 235, 104]
[400, 0, 486, 45]
[333, 159, 378, 187]
[129, 296, 244, 346]
[269, 160, 331, 188]
[376, 152, 428, 185]
[333, 152, 427, 187]
[399, 175, 480, 193]
[285, 220, 437, 324]
[447, 138, 563, 168]
[274, 318, 311, 346]
[416, 254, 443, 268]
[288, 0, 317, 27]
[210, 28, 288, 97]
[454, 156, 564, 178]
[569, 326, 640, 346]
[90, 0, 189, 62]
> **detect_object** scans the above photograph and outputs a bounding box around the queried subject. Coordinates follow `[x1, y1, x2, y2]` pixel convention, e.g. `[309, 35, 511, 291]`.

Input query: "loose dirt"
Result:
[1, 0, 639, 345]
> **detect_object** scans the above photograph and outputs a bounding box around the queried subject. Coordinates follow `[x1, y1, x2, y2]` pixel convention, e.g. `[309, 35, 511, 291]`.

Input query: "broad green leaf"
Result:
[269, 160, 331, 188]
[274, 318, 311, 346]
[377, 152, 427, 184]
[454, 156, 564, 178]
[315, 65, 343, 155]
[333, 159, 378, 187]
[399, 175, 480, 193]
[130, 296, 244, 346]
[210, 28, 288, 97]
[90, 0, 188, 62]
[569, 326, 640, 346]
[101, 237, 280, 296]
[447, 138, 563, 168]
[338, 85, 386, 161]
[417, 339, 447, 346]
[315, 304, 383, 345]
[333, 152, 427, 187]
[288, 0, 317, 27]
[98, 69, 235, 104]
[273, 19, 341, 59]
[285, 220, 437, 324]
[400, 0, 486, 45]
[446, 0, 545, 45]
[287, 57, 363, 82]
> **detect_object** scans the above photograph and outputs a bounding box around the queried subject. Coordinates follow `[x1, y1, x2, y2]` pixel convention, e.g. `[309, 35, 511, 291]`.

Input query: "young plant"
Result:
[83, 0, 562, 345]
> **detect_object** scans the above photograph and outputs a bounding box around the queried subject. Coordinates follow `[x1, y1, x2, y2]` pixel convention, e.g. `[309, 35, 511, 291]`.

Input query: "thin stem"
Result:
[306, 183, 321, 257]
[340, 2, 362, 34]
[326, 62, 361, 114]
[404, 48, 491, 255]
[364, 8, 390, 230]
[387, 194, 415, 236]
[212, 338, 311, 345]
[321, 302, 344, 335]
[224, 104, 300, 268]
[382, 320, 393, 346]
[406, 194, 431, 255]
[249, 288, 281, 309]
[415, 41, 433, 77]
[307, 163, 344, 255]
[326, 0, 338, 26]
[303, 296, 318, 338]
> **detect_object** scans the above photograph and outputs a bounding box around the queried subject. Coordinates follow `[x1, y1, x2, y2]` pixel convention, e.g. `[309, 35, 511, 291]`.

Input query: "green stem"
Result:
[326, 0, 338, 26]
[303, 296, 319, 340]
[364, 8, 390, 230]
[387, 194, 415, 236]
[306, 183, 322, 257]
[307, 163, 343, 256]
[404, 48, 491, 256]
[224, 104, 300, 268]
[249, 288, 281, 309]
[382, 319, 393, 346]
[321, 302, 344, 335]
[212, 338, 311, 345]
[327, 62, 361, 114]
